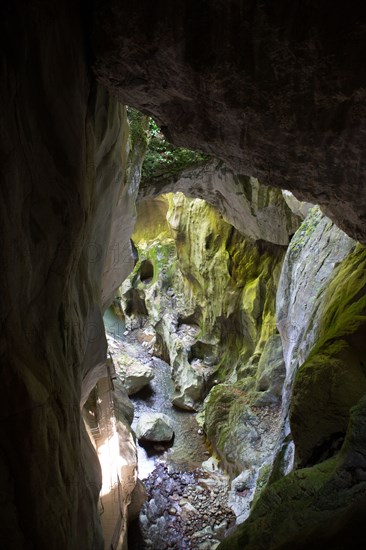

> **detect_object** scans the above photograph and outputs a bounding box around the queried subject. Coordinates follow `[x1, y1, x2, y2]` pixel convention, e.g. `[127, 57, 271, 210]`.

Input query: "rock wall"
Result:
[0, 4, 146, 546]
[2, 2, 366, 548]
[119, 193, 286, 409]
[138, 159, 300, 245]
[272, 207, 357, 476]
[219, 211, 366, 548]
[117, 191, 288, 527]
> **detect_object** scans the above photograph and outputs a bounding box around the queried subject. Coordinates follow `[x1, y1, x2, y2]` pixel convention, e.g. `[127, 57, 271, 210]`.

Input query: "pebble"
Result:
[137, 464, 236, 549]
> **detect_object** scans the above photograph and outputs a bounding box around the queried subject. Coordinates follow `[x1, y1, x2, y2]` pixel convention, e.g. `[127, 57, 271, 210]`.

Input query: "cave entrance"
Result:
[91, 112, 298, 549]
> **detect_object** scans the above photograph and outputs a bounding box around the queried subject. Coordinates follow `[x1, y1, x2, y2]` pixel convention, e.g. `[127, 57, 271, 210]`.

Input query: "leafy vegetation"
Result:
[141, 118, 210, 182]
[127, 107, 149, 150]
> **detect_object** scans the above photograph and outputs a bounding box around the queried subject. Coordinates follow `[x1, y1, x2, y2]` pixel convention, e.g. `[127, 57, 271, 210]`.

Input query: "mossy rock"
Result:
[290, 244, 366, 467]
[218, 396, 366, 550]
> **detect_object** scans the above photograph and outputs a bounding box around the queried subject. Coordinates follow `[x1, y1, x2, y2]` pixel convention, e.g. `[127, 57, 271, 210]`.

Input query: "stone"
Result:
[128, 479, 147, 523]
[115, 352, 154, 395]
[5, 4, 366, 548]
[181, 502, 198, 516]
[213, 520, 227, 536]
[282, 190, 313, 220]
[112, 384, 134, 425]
[275, 207, 357, 474]
[135, 413, 174, 442]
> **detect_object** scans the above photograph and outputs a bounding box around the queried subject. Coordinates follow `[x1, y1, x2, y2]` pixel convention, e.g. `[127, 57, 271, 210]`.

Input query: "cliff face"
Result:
[0, 4, 142, 547]
[219, 211, 366, 549]
[119, 192, 286, 409]
[120, 194, 366, 546]
[117, 191, 288, 526]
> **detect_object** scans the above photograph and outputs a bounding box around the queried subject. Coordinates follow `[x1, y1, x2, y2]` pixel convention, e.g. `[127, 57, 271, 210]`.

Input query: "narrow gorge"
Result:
[1, 3, 366, 549]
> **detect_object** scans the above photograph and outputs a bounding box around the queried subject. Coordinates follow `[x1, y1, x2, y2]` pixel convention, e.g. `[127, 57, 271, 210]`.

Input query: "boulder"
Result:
[135, 413, 174, 442]
[116, 352, 154, 395]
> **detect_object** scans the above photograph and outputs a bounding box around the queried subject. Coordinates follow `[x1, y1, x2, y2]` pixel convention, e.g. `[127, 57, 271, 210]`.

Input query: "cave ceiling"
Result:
[93, 0, 366, 243]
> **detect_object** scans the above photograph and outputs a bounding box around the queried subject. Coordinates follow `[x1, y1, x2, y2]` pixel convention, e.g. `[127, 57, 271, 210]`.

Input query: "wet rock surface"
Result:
[129, 464, 236, 550]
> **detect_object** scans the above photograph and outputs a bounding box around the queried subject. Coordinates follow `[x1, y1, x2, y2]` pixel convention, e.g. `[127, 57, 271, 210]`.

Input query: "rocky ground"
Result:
[106, 321, 237, 549]
[129, 464, 236, 550]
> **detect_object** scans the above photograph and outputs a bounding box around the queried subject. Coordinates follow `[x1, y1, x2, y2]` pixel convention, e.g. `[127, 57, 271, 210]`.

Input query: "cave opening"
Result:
[82, 109, 366, 550]
[139, 259, 154, 283]
[102, 190, 239, 549]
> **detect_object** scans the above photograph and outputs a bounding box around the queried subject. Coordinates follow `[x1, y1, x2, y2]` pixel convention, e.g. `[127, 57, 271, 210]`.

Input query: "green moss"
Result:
[219, 397, 366, 549]
[289, 206, 321, 254]
[290, 244, 366, 466]
[317, 243, 366, 342]
[131, 239, 177, 289]
[141, 119, 210, 183]
[251, 463, 271, 509]
[127, 107, 149, 149]
[203, 381, 258, 474]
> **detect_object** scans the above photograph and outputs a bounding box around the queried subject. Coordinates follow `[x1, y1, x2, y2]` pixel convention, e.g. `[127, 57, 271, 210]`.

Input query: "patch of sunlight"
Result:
[98, 424, 121, 497]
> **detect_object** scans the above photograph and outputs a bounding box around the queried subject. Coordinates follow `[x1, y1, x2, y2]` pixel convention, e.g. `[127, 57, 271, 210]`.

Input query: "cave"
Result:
[1, 2, 366, 549]
[139, 260, 154, 284]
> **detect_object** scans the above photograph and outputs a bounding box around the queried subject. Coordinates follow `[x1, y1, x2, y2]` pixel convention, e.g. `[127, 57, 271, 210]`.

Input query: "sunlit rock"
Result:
[282, 190, 313, 220]
[219, 210, 366, 549]
[138, 160, 300, 245]
[115, 352, 154, 395]
[136, 413, 175, 442]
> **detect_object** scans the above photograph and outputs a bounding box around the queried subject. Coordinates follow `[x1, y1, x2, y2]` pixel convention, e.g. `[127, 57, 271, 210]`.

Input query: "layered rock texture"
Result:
[1, 6, 105, 547]
[118, 191, 366, 547]
[118, 192, 287, 411]
[116, 190, 289, 527]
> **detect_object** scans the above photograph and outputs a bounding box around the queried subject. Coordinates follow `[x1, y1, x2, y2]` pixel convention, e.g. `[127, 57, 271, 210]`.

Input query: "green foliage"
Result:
[127, 107, 149, 149]
[141, 118, 210, 181]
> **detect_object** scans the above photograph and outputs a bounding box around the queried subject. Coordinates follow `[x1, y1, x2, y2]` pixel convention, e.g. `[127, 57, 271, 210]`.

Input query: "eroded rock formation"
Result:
[119, 192, 366, 547]
[219, 210, 366, 549]
[118, 193, 286, 412]
[0, 5, 147, 545]
[138, 159, 300, 245]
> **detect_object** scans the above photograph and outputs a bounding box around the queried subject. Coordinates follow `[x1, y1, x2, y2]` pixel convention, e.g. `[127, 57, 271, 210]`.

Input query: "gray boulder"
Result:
[116, 352, 154, 395]
[135, 413, 174, 442]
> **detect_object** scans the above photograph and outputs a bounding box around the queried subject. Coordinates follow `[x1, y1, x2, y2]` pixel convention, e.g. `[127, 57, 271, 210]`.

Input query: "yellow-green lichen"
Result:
[290, 244, 366, 467]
